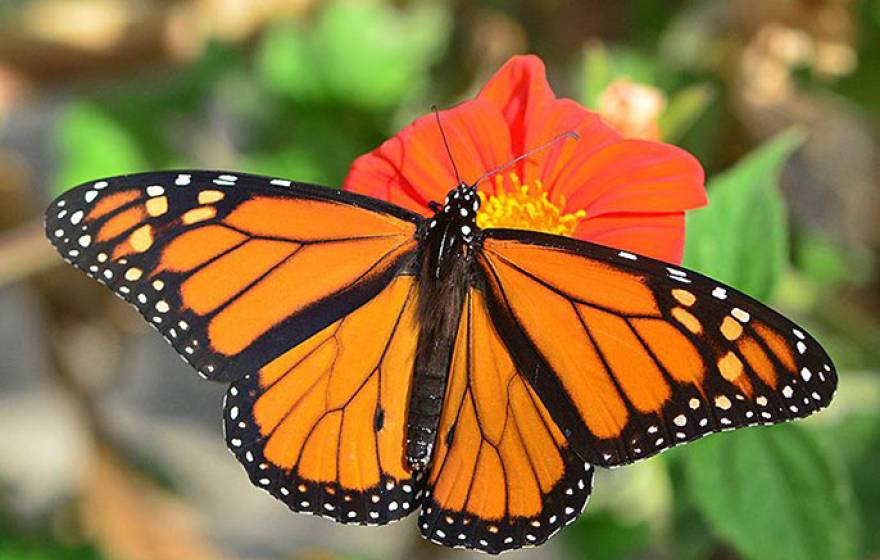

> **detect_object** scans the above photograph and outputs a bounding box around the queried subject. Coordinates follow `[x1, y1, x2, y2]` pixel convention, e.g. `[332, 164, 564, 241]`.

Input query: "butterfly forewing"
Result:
[478, 229, 837, 468]
[44, 171, 421, 382]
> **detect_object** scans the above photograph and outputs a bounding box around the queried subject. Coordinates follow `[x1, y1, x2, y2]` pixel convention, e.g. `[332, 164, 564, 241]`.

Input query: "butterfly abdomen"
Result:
[406, 247, 469, 470]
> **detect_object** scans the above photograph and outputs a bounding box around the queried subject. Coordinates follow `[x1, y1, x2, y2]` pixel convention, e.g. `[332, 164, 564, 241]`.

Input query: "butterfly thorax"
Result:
[406, 183, 480, 470]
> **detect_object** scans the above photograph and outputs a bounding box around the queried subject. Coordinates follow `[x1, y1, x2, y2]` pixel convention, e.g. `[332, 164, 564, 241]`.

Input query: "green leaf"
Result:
[683, 128, 804, 300]
[659, 82, 715, 143]
[579, 42, 612, 109]
[315, 0, 449, 109]
[563, 511, 651, 560]
[257, 23, 323, 101]
[815, 407, 880, 556]
[683, 424, 859, 560]
[665, 450, 719, 560]
[53, 102, 148, 196]
[0, 506, 101, 560]
[257, 0, 450, 109]
[793, 231, 865, 292]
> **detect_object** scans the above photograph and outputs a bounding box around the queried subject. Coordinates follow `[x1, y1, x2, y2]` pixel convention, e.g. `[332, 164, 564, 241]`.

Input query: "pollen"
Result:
[476, 173, 587, 237]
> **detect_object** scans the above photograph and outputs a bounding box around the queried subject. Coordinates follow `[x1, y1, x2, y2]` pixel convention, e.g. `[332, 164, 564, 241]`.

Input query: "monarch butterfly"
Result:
[45, 158, 836, 553]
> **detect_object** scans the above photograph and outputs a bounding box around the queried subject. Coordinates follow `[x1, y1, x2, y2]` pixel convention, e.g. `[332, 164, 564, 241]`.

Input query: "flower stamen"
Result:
[476, 173, 587, 237]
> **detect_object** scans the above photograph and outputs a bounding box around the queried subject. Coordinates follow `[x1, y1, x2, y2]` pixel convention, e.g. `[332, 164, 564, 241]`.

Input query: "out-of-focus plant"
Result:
[597, 77, 666, 140]
[54, 102, 148, 197]
[579, 42, 716, 145]
[683, 129, 801, 300]
[816, 405, 880, 556]
[678, 130, 861, 560]
[257, 0, 449, 110]
[51, 0, 452, 194]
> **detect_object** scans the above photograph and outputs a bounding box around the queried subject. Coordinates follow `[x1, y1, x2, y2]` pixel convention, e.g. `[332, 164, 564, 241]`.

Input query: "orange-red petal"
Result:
[342, 150, 429, 214]
[523, 100, 621, 194]
[574, 212, 687, 264]
[344, 99, 512, 215]
[553, 140, 706, 217]
[477, 55, 556, 157]
[477, 58, 625, 194]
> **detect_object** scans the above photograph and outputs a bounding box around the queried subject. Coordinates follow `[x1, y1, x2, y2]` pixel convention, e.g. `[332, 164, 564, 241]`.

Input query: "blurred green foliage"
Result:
[52, 0, 452, 195]
[684, 129, 802, 301]
[564, 511, 651, 560]
[257, 0, 449, 109]
[684, 425, 859, 560]
[679, 130, 865, 560]
[0, 505, 100, 560]
[8, 0, 877, 559]
[55, 103, 149, 193]
[817, 410, 880, 556]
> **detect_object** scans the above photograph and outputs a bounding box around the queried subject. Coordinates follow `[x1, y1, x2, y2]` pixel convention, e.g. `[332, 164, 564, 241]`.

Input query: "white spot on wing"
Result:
[731, 308, 750, 323]
[801, 367, 812, 382]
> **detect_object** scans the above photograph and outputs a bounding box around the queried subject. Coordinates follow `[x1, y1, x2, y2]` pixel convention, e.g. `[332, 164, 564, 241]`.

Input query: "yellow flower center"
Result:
[476, 173, 586, 237]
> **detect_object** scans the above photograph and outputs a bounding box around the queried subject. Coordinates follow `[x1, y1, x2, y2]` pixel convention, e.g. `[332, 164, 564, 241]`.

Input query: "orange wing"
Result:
[420, 287, 593, 553]
[223, 276, 422, 524]
[478, 230, 837, 468]
[45, 171, 421, 381]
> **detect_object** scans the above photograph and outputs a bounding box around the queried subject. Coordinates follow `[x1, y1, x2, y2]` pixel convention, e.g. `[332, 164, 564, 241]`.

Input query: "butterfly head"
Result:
[447, 182, 479, 218]
[427, 182, 480, 229]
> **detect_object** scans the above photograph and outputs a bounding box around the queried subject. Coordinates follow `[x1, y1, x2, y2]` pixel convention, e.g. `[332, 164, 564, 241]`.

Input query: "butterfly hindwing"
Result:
[420, 286, 593, 554]
[478, 229, 837, 468]
[223, 276, 425, 524]
[45, 171, 421, 382]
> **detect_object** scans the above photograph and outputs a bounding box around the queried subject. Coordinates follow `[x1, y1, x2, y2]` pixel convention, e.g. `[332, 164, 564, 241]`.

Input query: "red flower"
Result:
[342, 55, 707, 264]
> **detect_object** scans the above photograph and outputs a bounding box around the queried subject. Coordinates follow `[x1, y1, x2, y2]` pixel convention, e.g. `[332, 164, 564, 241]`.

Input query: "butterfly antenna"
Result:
[432, 105, 462, 184]
[473, 131, 580, 187]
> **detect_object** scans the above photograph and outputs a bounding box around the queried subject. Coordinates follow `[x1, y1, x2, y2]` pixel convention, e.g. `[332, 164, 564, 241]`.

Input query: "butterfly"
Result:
[45, 168, 836, 554]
